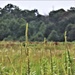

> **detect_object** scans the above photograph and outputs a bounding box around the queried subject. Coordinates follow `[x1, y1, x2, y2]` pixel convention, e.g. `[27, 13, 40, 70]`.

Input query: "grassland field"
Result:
[0, 41, 75, 75]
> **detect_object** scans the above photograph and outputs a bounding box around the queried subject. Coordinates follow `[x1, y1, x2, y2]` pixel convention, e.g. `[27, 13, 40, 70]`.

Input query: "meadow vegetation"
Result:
[0, 23, 75, 75]
[0, 4, 75, 75]
[0, 41, 75, 75]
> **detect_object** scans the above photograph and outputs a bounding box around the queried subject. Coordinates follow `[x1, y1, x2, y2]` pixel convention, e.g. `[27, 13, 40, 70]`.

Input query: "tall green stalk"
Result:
[64, 31, 73, 75]
[64, 31, 68, 74]
[20, 43, 22, 75]
[25, 23, 29, 56]
[50, 49, 53, 75]
[25, 23, 28, 44]
[64, 31, 67, 43]
[25, 23, 30, 75]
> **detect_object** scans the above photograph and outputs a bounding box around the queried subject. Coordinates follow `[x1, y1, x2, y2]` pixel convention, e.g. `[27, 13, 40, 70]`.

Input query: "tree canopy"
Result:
[0, 4, 75, 41]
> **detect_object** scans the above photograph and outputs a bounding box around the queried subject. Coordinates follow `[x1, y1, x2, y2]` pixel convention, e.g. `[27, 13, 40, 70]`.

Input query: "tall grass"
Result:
[0, 29, 75, 75]
[64, 31, 73, 75]
[25, 23, 30, 75]
[50, 49, 53, 75]
[64, 31, 67, 43]
[0, 41, 75, 75]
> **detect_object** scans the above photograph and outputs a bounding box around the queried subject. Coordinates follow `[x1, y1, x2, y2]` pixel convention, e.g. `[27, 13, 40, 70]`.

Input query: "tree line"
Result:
[0, 4, 75, 41]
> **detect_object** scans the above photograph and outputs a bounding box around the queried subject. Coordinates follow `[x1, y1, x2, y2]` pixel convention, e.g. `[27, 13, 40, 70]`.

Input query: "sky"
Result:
[0, 0, 75, 15]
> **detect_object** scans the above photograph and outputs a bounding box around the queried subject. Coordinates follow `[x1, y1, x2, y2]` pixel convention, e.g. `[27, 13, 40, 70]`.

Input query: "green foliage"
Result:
[48, 30, 60, 41]
[66, 24, 75, 41]
[31, 32, 44, 41]
[0, 4, 75, 41]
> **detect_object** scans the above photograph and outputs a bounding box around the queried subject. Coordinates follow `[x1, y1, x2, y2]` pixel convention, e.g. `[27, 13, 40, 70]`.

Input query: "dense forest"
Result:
[0, 4, 75, 41]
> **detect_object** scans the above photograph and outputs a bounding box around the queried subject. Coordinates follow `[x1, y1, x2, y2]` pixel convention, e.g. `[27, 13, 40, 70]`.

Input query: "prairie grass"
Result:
[0, 29, 75, 75]
[0, 41, 75, 75]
